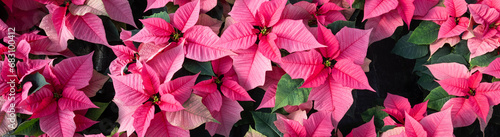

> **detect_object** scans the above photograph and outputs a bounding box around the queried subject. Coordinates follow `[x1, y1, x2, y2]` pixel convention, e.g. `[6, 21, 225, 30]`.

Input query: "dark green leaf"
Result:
[424, 86, 454, 111]
[144, 11, 170, 23]
[417, 74, 440, 91]
[85, 102, 110, 121]
[429, 46, 452, 64]
[452, 41, 470, 59]
[12, 118, 44, 136]
[100, 16, 121, 43]
[166, 3, 179, 13]
[273, 74, 311, 112]
[252, 112, 283, 137]
[435, 53, 468, 66]
[361, 106, 388, 130]
[352, 0, 365, 9]
[22, 72, 49, 96]
[408, 21, 440, 45]
[327, 20, 356, 34]
[182, 59, 216, 76]
[470, 51, 500, 67]
[413, 55, 429, 75]
[380, 125, 396, 132]
[392, 32, 429, 59]
[390, 26, 404, 40]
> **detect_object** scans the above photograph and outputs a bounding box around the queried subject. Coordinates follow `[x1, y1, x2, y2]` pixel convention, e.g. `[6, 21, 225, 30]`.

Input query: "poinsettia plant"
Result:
[1, 0, 500, 136]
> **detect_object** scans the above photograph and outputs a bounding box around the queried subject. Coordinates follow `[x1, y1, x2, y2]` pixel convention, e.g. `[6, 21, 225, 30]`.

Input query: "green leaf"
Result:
[493, 77, 500, 82]
[380, 125, 396, 132]
[470, 51, 500, 67]
[392, 32, 429, 59]
[22, 72, 49, 96]
[408, 21, 440, 45]
[361, 106, 388, 130]
[352, 0, 365, 9]
[452, 41, 470, 60]
[12, 118, 44, 136]
[429, 46, 452, 63]
[434, 53, 468, 66]
[182, 58, 216, 76]
[417, 74, 440, 91]
[390, 26, 404, 40]
[424, 86, 454, 111]
[413, 55, 429, 76]
[327, 20, 355, 34]
[273, 74, 311, 112]
[252, 112, 283, 137]
[100, 16, 121, 43]
[144, 11, 170, 23]
[85, 102, 110, 121]
[166, 2, 179, 13]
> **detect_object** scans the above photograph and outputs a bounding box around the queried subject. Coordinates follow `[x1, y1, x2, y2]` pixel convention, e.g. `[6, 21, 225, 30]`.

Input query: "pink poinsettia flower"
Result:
[109, 63, 197, 137]
[363, 0, 416, 27]
[221, 0, 324, 63]
[193, 57, 253, 105]
[426, 63, 500, 127]
[382, 93, 428, 127]
[274, 111, 335, 137]
[128, 0, 233, 62]
[463, 4, 500, 59]
[191, 57, 247, 136]
[39, 3, 109, 55]
[280, 25, 374, 125]
[19, 52, 99, 137]
[219, 0, 325, 90]
[463, 25, 500, 59]
[363, 0, 439, 42]
[381, 108, 453, 137]
[282, 1, 346, 26]
[145, 0, 216, 13]
[0, 57, 53, 116]
[415, 0, 469, 56]
[109, 41, 185, 83]
[110, 28, 188, 83]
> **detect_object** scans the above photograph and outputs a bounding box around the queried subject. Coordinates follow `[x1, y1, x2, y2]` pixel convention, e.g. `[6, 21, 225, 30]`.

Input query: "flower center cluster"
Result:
[170, 29, 183, 42]
[215, 75, 225, 85]
[171, 32, 182, 42]
[468, 88, 476, 96]
[308, 19, 318, 26]
[489, 23, 499, 29]
[323, 58, 337, 68]
[260, 27, 272, 35]
[54, 92, 62, 99]
[152, 95, 160, 104]
[215, 78, 222, 84]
